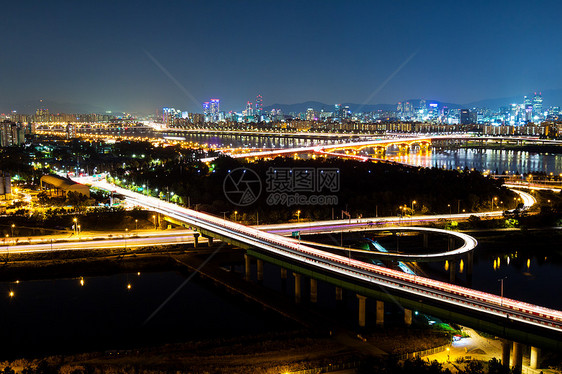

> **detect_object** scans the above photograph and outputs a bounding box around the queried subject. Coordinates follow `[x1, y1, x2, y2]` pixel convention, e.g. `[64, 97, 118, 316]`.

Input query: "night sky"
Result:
[2, 0, 561, 113]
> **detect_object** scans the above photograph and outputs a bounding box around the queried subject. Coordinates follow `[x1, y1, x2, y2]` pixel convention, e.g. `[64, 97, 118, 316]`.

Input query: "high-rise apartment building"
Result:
[210, 99, 220, 121]
[0, 121, 25, 147]
[255, 95, 263, 117]
[460, 109, 471, 125]
[533, 92, 543, 119]
[0, 171, 11, 196]
[66, 123, 77, 139]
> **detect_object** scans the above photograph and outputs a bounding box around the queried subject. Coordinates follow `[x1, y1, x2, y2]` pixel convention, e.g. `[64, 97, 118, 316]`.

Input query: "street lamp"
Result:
[234, 211, 238, 222]
[411, 200, 416, 214]
[135, 219, 138, 231]
[296, 210, 301, 223]
[73, 217, 78, 235]
[447, 204, 452, 217]
[498, 276, 507, 307]
[11, 224, 14, 238]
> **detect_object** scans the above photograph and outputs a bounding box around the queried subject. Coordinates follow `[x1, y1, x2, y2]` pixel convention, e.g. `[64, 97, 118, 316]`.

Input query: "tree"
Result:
[487, 358, 513, 374]
[461, 360, 484, 374]
[66, 191, 94, 211]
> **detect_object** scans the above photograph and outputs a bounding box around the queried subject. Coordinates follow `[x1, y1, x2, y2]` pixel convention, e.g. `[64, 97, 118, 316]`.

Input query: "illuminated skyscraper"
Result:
[163, 107, 181, 126]
[334, 104, 343, 119]
[397, 102, 404, 118]
[342, 105, 351, 119]
[66, 123, 77, 139]
[210, 99, 220, 122]
[532, 92, 543, 119]
[404, 102, 413, 117]
[203, 102, 210, 122]
[460, 109, 471, 125]
[245, 101, 254, 117]
[306, 108, 316, 121]
[255, 94, 263, 117]
[0, 121, 25, 146]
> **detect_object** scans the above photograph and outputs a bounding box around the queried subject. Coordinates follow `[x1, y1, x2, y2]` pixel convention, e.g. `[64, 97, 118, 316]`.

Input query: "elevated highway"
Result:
[82, 179, 562, 351]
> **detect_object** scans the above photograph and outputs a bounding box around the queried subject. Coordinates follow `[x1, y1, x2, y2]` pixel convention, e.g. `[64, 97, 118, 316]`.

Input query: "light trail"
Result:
[77, 178, 562, 335]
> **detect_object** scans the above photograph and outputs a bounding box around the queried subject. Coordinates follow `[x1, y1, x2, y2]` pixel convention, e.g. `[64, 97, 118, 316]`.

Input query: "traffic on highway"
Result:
[91, 179, 562, 336]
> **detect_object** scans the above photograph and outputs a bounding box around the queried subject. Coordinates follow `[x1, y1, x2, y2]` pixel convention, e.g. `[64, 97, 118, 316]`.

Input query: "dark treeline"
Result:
[111, 155, 517, 224]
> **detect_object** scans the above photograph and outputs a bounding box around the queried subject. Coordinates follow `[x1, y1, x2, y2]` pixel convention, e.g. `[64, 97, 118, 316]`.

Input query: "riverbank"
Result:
[0, 328, 450, 373]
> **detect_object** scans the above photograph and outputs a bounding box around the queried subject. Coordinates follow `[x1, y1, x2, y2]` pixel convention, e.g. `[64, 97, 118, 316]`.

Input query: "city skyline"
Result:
[2, 1, 562, 114]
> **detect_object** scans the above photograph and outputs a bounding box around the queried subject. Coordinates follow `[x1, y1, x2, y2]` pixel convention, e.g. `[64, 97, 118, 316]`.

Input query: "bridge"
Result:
[80, 178, 561, 366]
[199, 133, 562, 163]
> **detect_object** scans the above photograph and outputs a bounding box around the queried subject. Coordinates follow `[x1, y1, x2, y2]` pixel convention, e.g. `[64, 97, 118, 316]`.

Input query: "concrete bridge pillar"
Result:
[376, 300, 384, 327]
[448, 237, 455, 251]
[423, 233, 429, 249]
[293, 273, 302, 304]
[530, 346, 541, 370]
[404, 308, 412, 326]
[207, 237, 214, 246]
[357, 294, 367, 327]
[280, 267, 287, 280]
[501, 340, 511, 368]
[256, 259, 264, 282]
[449, 259, 457, 283]
[244, 254, 251, 281]
[335, 286, 343, 301]
[310, 278, 317, 303]
[466, 252, 473, 277]
[193, 233, 200, 248]
[512, 342, 523, 373]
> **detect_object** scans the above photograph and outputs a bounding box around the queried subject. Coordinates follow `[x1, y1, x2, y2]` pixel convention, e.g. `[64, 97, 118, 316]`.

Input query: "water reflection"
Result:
[168, 132, 562, 174]
[384, 148, 562, 174]
[0, 270, 296, 359]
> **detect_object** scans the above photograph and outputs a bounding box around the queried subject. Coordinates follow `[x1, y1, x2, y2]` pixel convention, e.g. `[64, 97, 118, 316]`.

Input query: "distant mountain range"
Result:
[3, 89, 562, 115]
[263, 100, 462, 114]
[263, 89, 562, 114]
[2, 99, 110, 115]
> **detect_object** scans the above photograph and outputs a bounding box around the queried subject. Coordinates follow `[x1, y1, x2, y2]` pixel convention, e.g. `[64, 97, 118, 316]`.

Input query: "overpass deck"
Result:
[83, 179, 562, 350]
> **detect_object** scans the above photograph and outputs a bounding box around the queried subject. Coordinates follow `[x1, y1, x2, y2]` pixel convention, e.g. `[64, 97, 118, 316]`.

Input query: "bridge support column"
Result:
[466, 252, 473, 277]
[293, 273, 302, 304]
[310, 278, 317, 303]
[280, 268, 287, 293]
[376, 300, 384, 327]
[404, 308, 412, 326]
[448, 237, 455, 251]
[244, 254, 251, 281]
[357, 294, 367, 327]
[449, 260, 456, 283]
[530, 346, 541, 370]
[335, 286, 343, 301]
[512, 342, 523, 374]
[256, 259, 264, 282]
[423, 233, 429, 249]
[207, 237, 214, 247]
[501, 340, 511, 368]
[193, 233, 200, 248]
